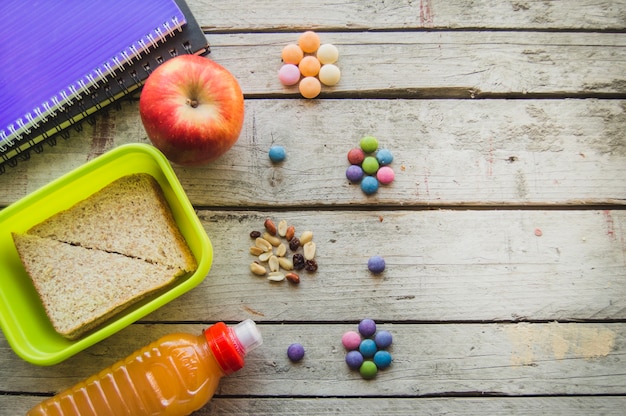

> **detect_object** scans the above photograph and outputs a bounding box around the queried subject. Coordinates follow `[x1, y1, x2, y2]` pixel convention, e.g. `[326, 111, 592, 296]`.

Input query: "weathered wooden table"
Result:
[2, 1, 625, 414]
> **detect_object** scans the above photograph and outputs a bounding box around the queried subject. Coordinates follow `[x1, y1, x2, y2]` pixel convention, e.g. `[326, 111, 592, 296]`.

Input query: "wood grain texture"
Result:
[189, 0, 626, 31]
[1, 323, 624, 396]
[1, 0, 625, 414]
[1, 99, 624, 206]
[204, 31, 626, 97]
[141, 209, 626, 322]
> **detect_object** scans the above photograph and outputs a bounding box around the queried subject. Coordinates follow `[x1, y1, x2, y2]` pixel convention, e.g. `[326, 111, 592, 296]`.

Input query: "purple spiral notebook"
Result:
[0, 0, 209, 172]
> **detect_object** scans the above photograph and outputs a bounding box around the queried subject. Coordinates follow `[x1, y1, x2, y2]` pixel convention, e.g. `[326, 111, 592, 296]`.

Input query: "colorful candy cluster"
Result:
[346, 136, 395, 195]
[279, 31, 341, 99]
[342, 319, 393, 379]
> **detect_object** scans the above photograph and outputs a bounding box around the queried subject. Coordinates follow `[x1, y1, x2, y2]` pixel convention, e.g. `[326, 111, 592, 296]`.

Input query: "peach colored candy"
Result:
[298, 31, 320, 53]
[298, 55, 321, 77]
[299, 76, 321, 99]
[281, 44, 304, 64]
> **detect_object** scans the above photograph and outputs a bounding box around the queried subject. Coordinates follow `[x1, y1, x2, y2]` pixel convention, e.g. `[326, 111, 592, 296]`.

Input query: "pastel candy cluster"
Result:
[346, 136, 395, 195]
[342, 319, 393, 379]
[279, 31, 341, 99]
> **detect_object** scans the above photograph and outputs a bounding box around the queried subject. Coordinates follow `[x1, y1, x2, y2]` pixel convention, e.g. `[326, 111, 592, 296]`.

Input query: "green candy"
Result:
[360, 136, 379, 153]
[360, 360, 378, 379]
[361, 156, 380, 174]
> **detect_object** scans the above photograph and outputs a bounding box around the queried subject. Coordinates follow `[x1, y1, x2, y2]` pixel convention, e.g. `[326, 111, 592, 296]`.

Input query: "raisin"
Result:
[293, 253, 305, 270]
[305, 259, 318, 272]
[289, 237, 301, 251]
[250, 230, 261, 239]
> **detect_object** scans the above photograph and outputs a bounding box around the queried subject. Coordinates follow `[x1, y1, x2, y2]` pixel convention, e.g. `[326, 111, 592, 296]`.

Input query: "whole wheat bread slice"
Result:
[13, 233, 182, 340]
[28, 173, 196, 273]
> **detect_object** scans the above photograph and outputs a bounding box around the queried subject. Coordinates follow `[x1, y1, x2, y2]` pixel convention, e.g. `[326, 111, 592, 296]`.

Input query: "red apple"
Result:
[139, 55, 244, 165]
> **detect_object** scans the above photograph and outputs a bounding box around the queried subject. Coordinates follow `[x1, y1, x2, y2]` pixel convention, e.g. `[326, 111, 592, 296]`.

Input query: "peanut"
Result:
[303, 241, 316, 260]
[262, 232, 281, 247]
[267, 272, 285, 282]
[255, 237, 273, 252]
[264, 218, 277, 235]
[250, 262, 267, 276]
[278, 219, 288, 237]
[285, 272, 300, 284]
[299, 230, 313, 245]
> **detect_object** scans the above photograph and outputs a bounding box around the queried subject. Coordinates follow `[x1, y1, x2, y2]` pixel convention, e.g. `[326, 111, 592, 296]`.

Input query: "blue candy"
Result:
[359, 339, 378, 358]
[373, 350, 392, 369]
[376, 149, 394, 165]
[269, 145, 286, 163]
[360, 176, 379, 195]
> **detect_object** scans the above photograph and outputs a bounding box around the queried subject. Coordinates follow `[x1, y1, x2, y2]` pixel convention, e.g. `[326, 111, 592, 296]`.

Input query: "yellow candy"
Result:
[319, 64, 341, 86]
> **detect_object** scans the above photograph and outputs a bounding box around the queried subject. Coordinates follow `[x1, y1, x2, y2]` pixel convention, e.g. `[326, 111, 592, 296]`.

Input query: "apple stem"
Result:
[186, 98, 199, 108]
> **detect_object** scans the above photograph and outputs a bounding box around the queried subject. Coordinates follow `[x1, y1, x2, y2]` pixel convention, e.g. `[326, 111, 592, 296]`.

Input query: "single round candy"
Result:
[287, 343, 305, 362]
[373, 350, 392, 369]
[376, 149, 394, 165]
[376, 166, 395, 185]
[299, 77, 321, 99]
[360, 176, 379, 195]
[342, 330, 362, 350]
[298, 31, 321, 53]
[269, 145, 287, 163]
[359, 339, 378, 358]
[347, 147, 365, 165]
[360, 136, 378, 153]
[345, 350, 364, 369]
[317, 43, 339, 64]
[367, 255, 386, 274]
[361, 156, 380, 175]
[298, 55, 321, 77]
[359, 361, 378, 379]
[374, 330, 393, 348]
[278, 64, 301, 86]
[281, 43, 304, 64]
[319, 64, 341, 86]
[346, 165, 364, 182]
[358, 318, 377, 338]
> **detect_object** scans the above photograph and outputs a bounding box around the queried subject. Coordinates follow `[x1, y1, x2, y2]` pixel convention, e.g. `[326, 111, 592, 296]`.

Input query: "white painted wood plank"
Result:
[2, 323, 624, 397]
[1, 99, 624, 207]
[188, 0, 626, 31]
[138, 209, 626, 322]
[4, 396, 626, 416]
[203, 32, 626, 96]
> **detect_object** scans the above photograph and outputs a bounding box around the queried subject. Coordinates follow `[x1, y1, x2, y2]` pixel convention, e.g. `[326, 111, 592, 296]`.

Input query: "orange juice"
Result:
[27, 320, 262, 416]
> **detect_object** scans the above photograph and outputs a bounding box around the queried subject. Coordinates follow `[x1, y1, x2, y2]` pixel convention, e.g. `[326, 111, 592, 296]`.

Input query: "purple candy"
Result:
[345, 350, 364, 369]
[287, 343, 305, 362]
[367, 256, 386, 274]
[358, 318, 377, 338]
[346, 165, 364, 182]
[374, 330, 393, 348]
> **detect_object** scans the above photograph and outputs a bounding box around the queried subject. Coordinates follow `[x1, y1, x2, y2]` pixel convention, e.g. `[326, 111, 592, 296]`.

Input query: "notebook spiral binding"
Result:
[0, 4, 208, 174]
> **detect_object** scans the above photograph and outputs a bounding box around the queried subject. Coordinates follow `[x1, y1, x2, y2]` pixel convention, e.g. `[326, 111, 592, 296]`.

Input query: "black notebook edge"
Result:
[0, 0, 209, 174]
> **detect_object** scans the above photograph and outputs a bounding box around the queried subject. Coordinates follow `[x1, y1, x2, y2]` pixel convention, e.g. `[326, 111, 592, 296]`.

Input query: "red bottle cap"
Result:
[205, 320, 262, 374]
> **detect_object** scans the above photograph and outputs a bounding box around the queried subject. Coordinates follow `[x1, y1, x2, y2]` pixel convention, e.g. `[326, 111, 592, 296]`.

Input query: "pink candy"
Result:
[376, 166, 395, 185]
[278, 64, 301, 86]
[342, 330, 362, 350]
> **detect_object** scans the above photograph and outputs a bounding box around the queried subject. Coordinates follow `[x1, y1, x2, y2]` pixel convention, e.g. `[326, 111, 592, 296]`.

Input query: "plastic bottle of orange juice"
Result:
[27, 319, 262, 416]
